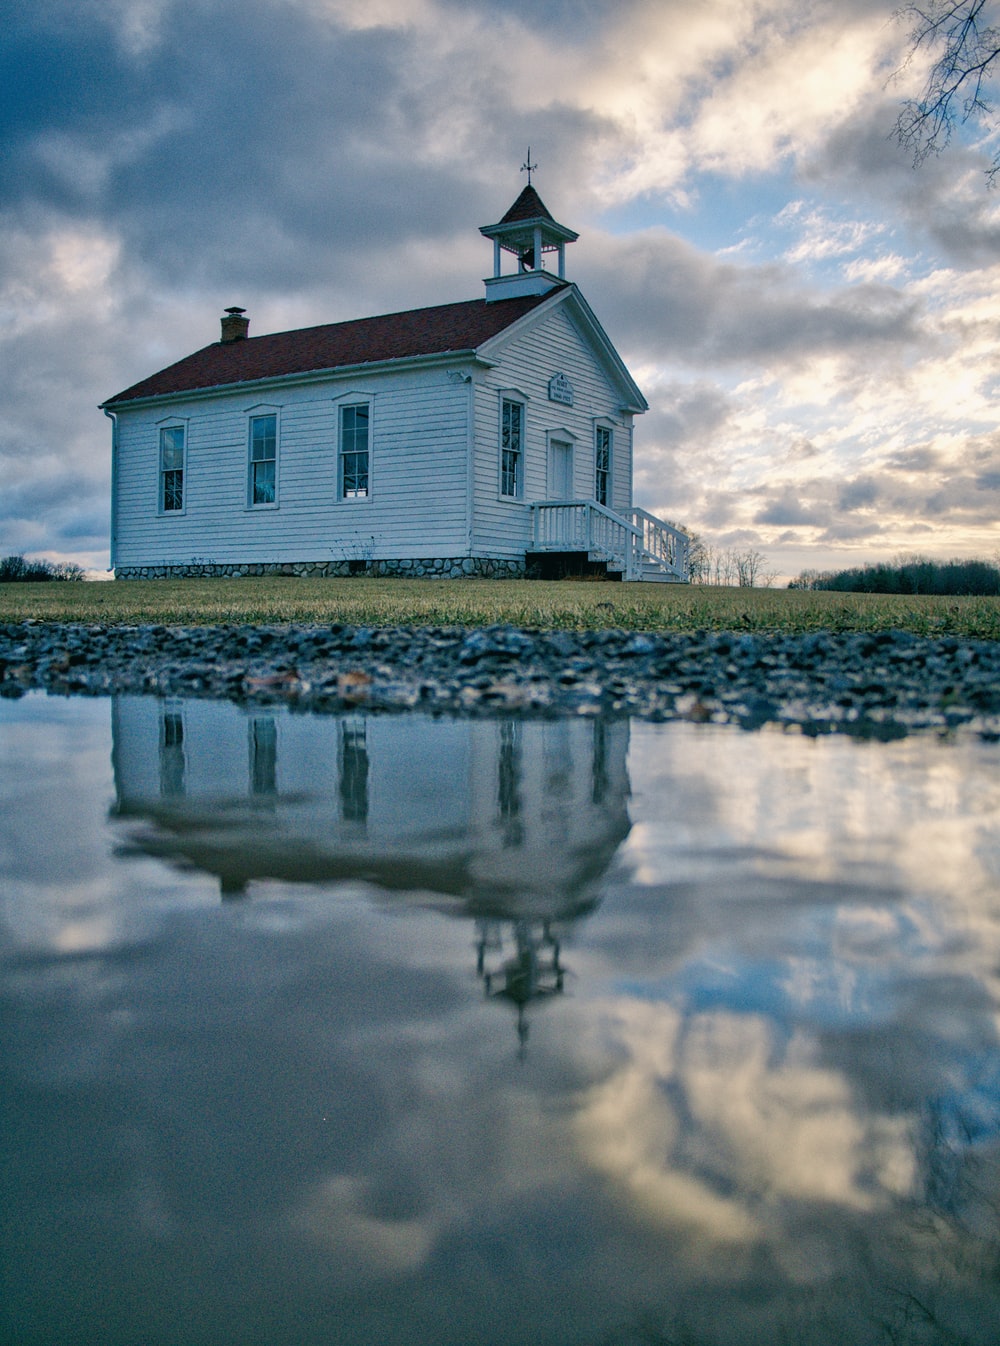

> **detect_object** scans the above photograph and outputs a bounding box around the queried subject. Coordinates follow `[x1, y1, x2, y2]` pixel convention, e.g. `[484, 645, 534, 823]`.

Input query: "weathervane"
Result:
[521, 147, 538, 185]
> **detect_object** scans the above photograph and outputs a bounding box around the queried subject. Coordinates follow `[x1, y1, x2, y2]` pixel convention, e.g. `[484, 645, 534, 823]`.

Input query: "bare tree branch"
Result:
[893, 0, 1000, 181]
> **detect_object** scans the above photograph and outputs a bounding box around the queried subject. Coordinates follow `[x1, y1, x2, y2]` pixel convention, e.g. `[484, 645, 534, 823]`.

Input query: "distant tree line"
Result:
[789, 555, 1000, 596]
[0, 554, 85, 583]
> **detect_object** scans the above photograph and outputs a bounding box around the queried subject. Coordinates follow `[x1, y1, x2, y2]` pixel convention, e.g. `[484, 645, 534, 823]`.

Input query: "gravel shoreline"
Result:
[2, 620, 1000, 738]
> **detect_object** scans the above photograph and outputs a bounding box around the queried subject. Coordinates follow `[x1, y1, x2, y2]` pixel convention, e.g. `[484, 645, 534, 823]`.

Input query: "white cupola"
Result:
[479, 183, 578, 302]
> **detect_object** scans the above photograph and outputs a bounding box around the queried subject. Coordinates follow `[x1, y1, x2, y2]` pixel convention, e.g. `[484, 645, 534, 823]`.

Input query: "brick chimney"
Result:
[220, 306, 249, 342]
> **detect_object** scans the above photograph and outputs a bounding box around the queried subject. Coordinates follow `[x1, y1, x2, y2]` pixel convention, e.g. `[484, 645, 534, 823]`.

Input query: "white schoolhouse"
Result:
[102, 185, 688, 581]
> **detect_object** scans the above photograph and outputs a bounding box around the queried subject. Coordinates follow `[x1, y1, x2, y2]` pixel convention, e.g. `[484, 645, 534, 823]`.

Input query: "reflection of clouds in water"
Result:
[211, 895, 590, 1280]
[575, 999, 760, 1243]
[5, 696, 1000, 1338]
[292, 1174, 437, 1273]
[0, 696, 219, 955]
[573, 723, 1000, 1272]
[681, 1013, 914, 1206]
[625, 726, 1000, 908]
[575, 999, 915, 1245]
[288, 1076, 573, 1279]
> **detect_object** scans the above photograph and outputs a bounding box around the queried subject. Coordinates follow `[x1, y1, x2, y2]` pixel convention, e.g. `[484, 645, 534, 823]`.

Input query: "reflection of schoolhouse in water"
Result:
[111, 698, 631, 1047]
[110, 697, 630, 915]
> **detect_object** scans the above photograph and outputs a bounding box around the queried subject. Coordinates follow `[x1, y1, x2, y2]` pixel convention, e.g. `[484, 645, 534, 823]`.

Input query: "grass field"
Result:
[1, 576, 998, 638]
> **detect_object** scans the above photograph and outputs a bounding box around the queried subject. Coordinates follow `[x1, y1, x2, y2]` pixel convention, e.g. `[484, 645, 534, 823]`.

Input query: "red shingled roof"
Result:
[499, 185, 556, 225]
[104, 293, 552, 405]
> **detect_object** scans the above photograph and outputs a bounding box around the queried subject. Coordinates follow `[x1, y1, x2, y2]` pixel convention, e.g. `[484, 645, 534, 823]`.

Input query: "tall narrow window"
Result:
[159, 426, 185, 512]
[497, 720, 523, 848]
[595, 426, 611, 507]
[249, 716, 277, 796]
[249, 413, 277, 505]
[501, 399, 523, 498]
[592, 718, 609, 805]
[340, 718, 369, 822]
[340, 404, 369, 499]
[159, 707, 185, 796]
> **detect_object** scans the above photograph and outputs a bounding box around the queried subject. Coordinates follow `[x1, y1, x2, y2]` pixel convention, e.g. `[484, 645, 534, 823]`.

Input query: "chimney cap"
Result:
[224, 306, 246, 315]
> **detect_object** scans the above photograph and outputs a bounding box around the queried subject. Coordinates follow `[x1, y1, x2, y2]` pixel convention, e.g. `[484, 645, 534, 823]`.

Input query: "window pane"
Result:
[595, 427, 611, 506]
[163, 469, 183, 512]
[249, 415, 277, 504]
[501, 400, 521, 497]
[342, 404, 369, 435]
[596, 428, 611, 470]
[343, 452, 368, 498]
[501, 450, 518, 497]
[502, 400, 522, 451]
[160, 426, 184, 469]
[251, 415, 276, 460]
[340, 404, 369, 498]
[160, 427, 184, 511]
[252, 460, 276, 504]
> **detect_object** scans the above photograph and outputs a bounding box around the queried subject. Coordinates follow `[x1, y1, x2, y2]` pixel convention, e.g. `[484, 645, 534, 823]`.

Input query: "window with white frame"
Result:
[500, 398, 523, 498]
[249, 413, 277, 506]
[159, 425, 185, 513]
[340, 403, 369, 499]
[595, 426, 612, 507]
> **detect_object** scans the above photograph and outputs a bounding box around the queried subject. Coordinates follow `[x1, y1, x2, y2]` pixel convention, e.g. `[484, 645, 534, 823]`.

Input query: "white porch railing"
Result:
[530, 499, 638, 575]
[530, 500, 688, 581]
[629, 507, 689, 578]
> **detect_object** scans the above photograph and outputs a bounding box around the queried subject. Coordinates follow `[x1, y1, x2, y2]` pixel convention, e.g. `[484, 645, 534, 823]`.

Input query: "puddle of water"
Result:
[2, 694, 1000, 1346]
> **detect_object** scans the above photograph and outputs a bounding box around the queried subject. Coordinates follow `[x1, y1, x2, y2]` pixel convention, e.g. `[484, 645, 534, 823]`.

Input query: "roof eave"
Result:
[100, 348, 488, 411]
[479, 218, 579, 245]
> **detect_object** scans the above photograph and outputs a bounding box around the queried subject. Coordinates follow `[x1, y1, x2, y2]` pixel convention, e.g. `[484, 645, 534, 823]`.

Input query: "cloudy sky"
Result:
[3, 0, 1000, 579]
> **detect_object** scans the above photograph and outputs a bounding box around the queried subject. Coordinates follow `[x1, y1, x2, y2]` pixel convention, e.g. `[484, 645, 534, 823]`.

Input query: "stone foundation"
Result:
[114, 556, 528, 581]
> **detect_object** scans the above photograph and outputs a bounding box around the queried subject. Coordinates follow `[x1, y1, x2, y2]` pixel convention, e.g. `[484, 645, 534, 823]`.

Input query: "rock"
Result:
[1, 620, 998, 739]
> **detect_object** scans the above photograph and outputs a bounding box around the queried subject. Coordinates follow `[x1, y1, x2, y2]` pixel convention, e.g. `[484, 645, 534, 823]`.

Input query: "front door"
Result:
[547, 440, 574, 499]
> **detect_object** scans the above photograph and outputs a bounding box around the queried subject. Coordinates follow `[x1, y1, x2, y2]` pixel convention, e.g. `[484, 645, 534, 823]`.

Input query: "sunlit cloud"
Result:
[774, 201, 889, 265]
[843, 253, 909, 283]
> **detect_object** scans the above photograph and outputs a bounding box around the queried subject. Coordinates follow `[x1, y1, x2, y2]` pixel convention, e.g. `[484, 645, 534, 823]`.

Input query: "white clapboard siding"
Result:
[471, 303, 634, 557]
[113, 367, 473, 567]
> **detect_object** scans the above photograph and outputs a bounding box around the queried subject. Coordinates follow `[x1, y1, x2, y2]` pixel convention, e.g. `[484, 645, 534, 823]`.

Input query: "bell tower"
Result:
[479, 169, 578, 302]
